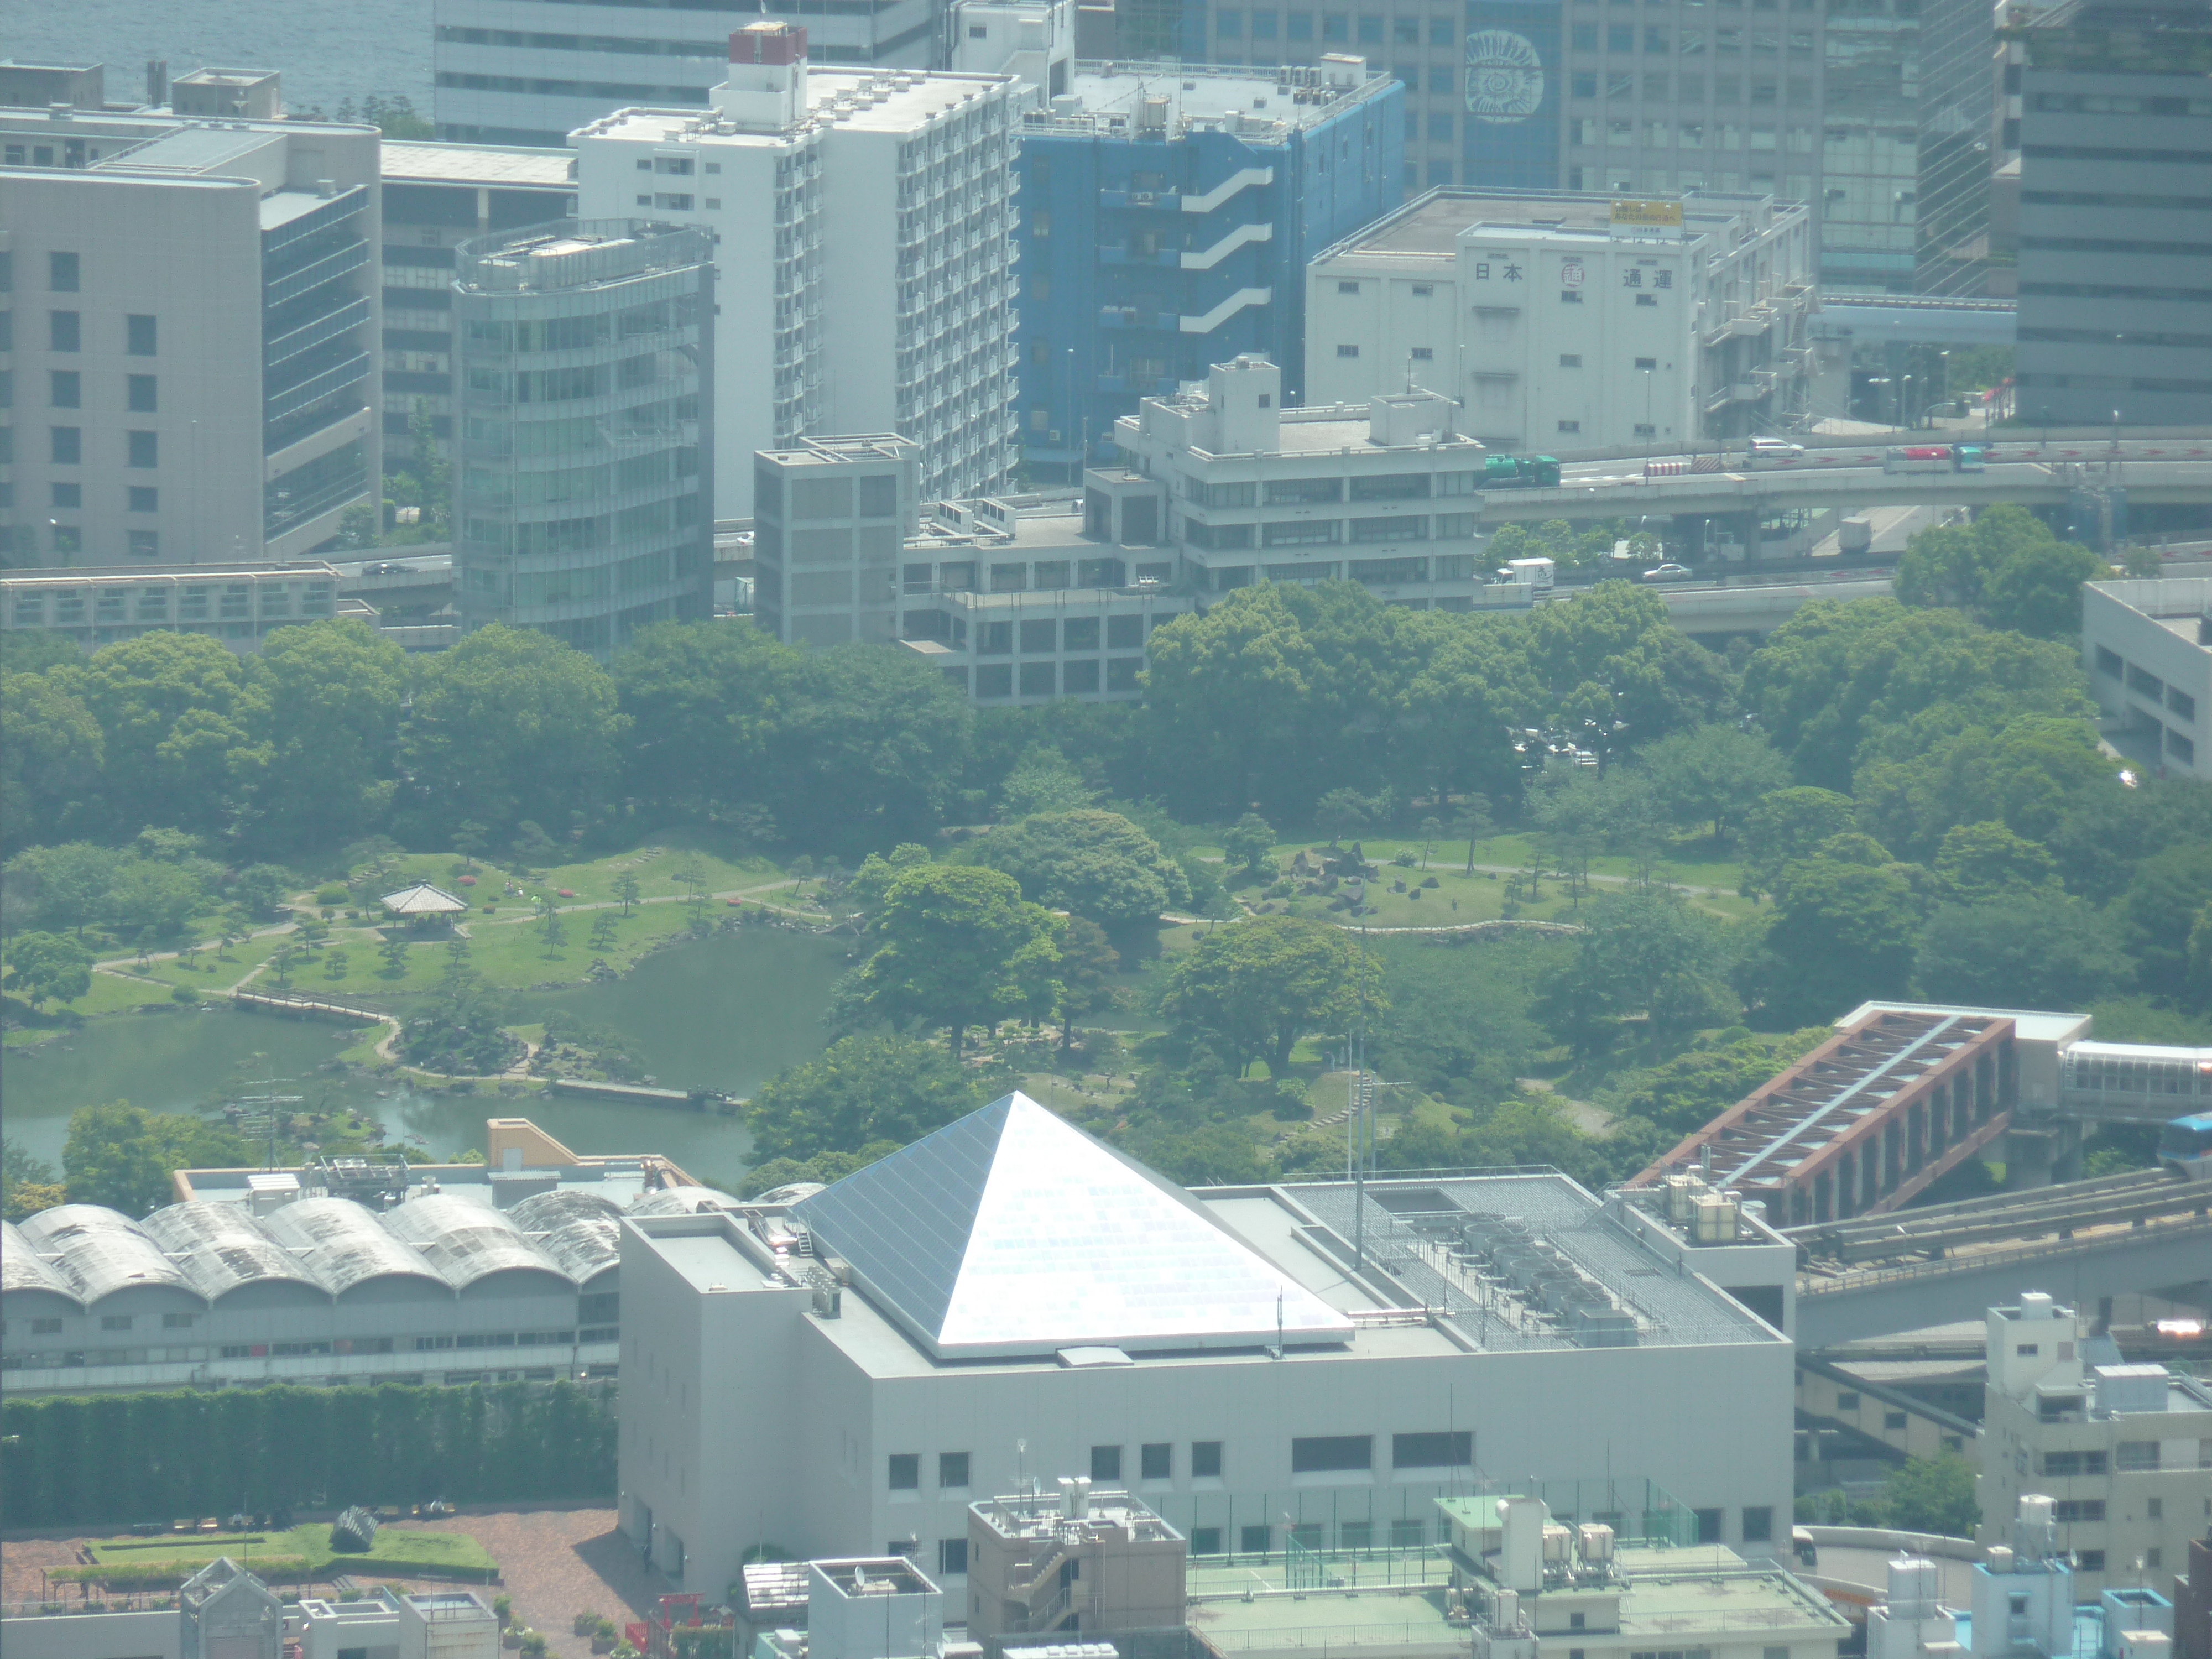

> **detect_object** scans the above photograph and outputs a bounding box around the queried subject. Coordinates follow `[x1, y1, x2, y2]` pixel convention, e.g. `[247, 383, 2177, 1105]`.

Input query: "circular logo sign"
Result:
[1464, 29, 1545, 123]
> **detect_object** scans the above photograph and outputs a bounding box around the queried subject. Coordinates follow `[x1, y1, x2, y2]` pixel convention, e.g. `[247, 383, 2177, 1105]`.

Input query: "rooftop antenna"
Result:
[1017, 1438, 1029, 1496]
[1269, 1288, 1284, 1360]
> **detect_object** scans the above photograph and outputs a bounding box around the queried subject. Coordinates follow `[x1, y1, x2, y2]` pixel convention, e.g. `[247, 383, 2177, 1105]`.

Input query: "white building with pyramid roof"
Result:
[614, 1093, 1795, 1606]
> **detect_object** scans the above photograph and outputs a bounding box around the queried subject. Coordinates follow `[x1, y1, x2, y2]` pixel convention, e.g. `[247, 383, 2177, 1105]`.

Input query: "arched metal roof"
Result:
[18, 1205, 200, 1305]
[538, 1213, 621, 1282]
[508, 1189, 623, 1234]
[382, 1193, 567, 1289]
[257, 1198, 456, 1296]
[142, 1201, 329, 1302]
[627, 1185, 744, 1217]
[2, 1219, 82, 1306]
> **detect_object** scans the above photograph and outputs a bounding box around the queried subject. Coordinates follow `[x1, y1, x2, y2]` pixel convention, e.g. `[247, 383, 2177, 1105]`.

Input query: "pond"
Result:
[2, 927, 850, 1194]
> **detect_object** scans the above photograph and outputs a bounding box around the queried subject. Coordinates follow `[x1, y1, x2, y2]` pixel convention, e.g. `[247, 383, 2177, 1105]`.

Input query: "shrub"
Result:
[171, 985, 200, 1004]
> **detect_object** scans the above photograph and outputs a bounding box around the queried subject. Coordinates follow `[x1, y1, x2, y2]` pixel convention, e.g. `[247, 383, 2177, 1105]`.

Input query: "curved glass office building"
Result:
[453, 219, 714, 657]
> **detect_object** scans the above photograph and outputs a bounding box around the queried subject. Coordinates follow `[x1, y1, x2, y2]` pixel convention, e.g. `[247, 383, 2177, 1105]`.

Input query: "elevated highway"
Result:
[1478, 440, 2212, 526]
[1786, 1167, 2212, 1345]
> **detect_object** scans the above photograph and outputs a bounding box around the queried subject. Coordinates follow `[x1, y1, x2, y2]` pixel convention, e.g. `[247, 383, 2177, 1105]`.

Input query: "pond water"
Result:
[2, 928, 850, 1193]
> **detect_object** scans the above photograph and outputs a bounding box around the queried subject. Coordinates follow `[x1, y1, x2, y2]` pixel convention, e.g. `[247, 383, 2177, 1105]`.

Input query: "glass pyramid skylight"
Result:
[791, 1093, 1356, 1359]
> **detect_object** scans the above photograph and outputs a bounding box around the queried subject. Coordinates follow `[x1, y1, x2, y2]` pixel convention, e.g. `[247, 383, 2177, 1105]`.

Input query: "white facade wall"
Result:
[1305, 194, 1817, 453]
[0, 1610, 184, 1659]
[575, 58, 1018, 517]
[2082, 578, 2210, 779]
[617, 1211, 1797, 1606]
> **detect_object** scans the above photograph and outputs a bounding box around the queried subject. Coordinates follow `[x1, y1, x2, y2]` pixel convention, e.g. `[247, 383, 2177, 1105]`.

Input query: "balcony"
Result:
[1098, 244, 1180, 268]
[1100, 305, 1175, 331]
[1099, 187, 1183, 211]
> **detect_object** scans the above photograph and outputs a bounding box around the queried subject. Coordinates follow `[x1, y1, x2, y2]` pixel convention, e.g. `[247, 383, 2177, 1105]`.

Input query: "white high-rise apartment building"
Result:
[1305, 187, 1816, 451]
[575, 24, 1020, 515]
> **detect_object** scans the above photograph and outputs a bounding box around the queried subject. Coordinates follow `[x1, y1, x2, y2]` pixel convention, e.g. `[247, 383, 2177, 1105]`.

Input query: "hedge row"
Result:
[0, 1381, 615, 1529]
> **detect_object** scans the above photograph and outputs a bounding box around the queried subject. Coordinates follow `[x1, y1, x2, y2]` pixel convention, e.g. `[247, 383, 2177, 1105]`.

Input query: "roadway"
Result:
[1477, 439, 2212, 525]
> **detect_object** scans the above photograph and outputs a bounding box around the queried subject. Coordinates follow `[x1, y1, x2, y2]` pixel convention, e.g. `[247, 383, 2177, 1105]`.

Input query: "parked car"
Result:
[1640, 562, 1695, 582]
[1746, 436, 1804, 459]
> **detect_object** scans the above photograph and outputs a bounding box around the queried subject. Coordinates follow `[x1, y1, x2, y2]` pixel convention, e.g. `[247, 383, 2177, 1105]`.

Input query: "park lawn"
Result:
[1234, 832, 1746, 900]
[129, 931, 294, 993]
[1267, 865, 1578, 930]
[76, 970, 192, 1015]
[525, 843, 784, 908]
[457, 901, 698, 987]
[79, 1521, 495, 1580]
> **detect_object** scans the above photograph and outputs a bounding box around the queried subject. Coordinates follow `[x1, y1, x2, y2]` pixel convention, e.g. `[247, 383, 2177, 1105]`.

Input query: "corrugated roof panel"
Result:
[382, 1193, 567, 1288]
[18, 1205, 200, 1304]
[2, 1219, 82, 1305]
[258, 1197, 456, 1295]
[627, 1185, 743, 1217]
[508, 1189, 622, 1234]
[142, 1201, 329, 1301]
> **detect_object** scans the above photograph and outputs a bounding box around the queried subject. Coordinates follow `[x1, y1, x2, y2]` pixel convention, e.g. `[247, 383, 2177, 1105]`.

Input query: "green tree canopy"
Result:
[232, 619, 409, 851]
[747, 1034, 992, 1162]
[2, 931, 94, 1008]
[1879, 1453, 1979, 1537]
[1932, 820, 2059, 904]
[1635, 723, 1792, 842]
[1739, 598, 2090, 791]
[61, 1102, 249, 1217]
[0, 670, 104, 852]
[1915, 898, 2129, 1010]
[400, 624, 627, 841]
[2120, 841, 2212, 994]
[1535, 888, 1736, 1054]
[71, 630, 249, 834]
[1739, 786, 1857, 901]
[1895, 504, 2108, 639]
[854, 864, 1063, 1052]
[973, 809, 1191, 931]
[1222, 813, 1278, 880]
[1744, 836, 1924, 1025]
[1854, 711, 2116, 859]
[1160, 915, 1371, 1073]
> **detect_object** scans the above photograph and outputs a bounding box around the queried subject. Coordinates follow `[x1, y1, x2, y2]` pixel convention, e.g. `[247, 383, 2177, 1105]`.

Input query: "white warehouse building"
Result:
[574, 23, 1020, 516]
[616, 1093, 1797, 1598]
[1303, 190, 1818, 453]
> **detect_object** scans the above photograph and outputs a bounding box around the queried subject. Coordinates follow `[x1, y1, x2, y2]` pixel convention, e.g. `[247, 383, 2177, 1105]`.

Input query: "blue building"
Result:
[1015, 59, 1404, 477]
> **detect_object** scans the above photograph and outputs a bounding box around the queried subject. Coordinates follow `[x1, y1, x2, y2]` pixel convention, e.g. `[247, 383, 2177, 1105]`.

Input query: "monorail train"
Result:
[2158, 1111, 2212, 1180]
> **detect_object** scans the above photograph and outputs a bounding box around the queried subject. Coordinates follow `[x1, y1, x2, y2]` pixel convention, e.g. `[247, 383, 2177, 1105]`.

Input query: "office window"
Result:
[1636, 293, 1658, 306]
[1694, 1508, 1724, 1543]
[1107, 614, 1145, 649]
[1574, 22, 1599, 46]
[1091, 1444, 1123, 1482]
[1558, 420, 1582, 433]
[1835, 1391, 1860, 1410]
[1883, 1411, 1908, 1431]
[1430, 65, 1453, 92]
[1428, 112, 1454, 140]
[1430, 15, 1454, 43]
[102, 1314, 133, 1331]
[1192, 1527, 1224, 1554]
[1359, 14, 1384, 40]
[1573, 70, 1598, 97]
[1338, 279, 1362, 294]
[940, 1452, 969, 1488]
[1218, 9, 1244, 34]
[128, 374, 158, 413]
[128, 431, 158, 468]
[51, 310, 81, 352]
[51, 426, 82, 465]
[1562, 291, 1584, 304]
[128, 530, 160, 558]
[1392, 1431, 1473, 1469]
[938, 1538, 968, 1576]
[50, 371, 81, 408]
[1065, 659, 1101, 692]
[1411, 347, 1434, 360]
[1192, 1440, 1224, 1477]
[52, 483, 83, 509]
[1609, 23, 1634, 49]
[1253, 10, 1279, 37]
[1337, 343, 1360, 357]
[888, 1453, 920, 1490]
[1141, 1443, 1172, 1481]
[1395, 15, 1420, 40]
[50, 252, 81, 291]
[2077, 1552, 2106, 1573]
[1743, 1507, 1773, 1542]
[53, 526, 82, 555]
[1240, 1525, 1273, 1554]
[1560, 353, 1583, 367]
[1290, 11, 1314, 37]
[1635, 356, 1658, 370]
[1291, 1435, 1373, 1473]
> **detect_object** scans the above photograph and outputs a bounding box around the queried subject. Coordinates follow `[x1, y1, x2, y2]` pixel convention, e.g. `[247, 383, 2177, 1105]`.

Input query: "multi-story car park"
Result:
[574, 25, 1021, 514]
[0, 1126, 733, 1396]
[614, 1091, 1797, 1599]
[1303, 187, 1817, 449]
[0, 103, 381, 566]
